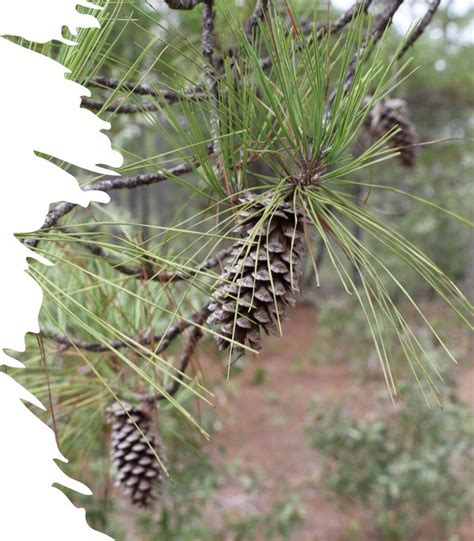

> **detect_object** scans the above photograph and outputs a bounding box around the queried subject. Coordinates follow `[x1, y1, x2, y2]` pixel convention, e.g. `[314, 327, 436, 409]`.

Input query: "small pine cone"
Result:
[107, 401, 163, 508]
[207, 193, 306, 354]
[365, 97, 418, 167]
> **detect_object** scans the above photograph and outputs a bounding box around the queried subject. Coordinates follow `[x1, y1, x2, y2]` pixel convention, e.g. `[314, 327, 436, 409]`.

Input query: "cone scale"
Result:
[107, 401, 163, 508]
[365, 97, 418, 167]
[207, 193, 306, 354]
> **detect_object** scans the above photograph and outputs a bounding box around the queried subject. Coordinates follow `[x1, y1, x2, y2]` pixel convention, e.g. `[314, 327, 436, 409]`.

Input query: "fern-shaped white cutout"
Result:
[0, 2, 122, 539]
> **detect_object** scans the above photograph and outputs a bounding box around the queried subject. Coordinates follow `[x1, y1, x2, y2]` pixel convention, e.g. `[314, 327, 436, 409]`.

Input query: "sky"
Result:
[330, 0, 474, 43]
[332, 0, 474, 33]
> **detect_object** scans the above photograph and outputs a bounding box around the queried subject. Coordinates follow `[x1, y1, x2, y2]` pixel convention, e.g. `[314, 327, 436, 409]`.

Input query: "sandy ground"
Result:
[202, 305, 473, 541]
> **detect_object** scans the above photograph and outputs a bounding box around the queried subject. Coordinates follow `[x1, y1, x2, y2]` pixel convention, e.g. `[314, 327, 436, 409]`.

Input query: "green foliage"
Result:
[135, 455, 220, 541]
[81, 425, 304, 541]
[311, 297, 372, 365]
[252, 365, 267, 385]
[307, 383, 473, 540]
[264, 493, 305, 540]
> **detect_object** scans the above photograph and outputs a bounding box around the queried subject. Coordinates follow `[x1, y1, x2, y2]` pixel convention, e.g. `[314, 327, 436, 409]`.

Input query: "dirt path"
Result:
[204, 305, 473, 541]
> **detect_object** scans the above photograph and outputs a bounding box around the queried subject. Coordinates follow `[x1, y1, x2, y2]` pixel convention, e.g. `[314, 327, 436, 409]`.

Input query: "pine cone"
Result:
[365, 97, 417, 167]
[207, 193, 306, 354]
[107, 401, 163, 508]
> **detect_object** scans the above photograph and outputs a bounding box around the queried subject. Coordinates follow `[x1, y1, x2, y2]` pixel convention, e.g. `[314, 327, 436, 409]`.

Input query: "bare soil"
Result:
[202, 305, 474, 541]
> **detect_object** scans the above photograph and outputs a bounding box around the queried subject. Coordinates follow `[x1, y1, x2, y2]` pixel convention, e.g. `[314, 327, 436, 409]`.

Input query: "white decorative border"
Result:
[0, 2, 122, 539]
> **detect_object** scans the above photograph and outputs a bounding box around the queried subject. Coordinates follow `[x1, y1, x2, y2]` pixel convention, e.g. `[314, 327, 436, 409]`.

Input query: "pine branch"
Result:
[25, 160, 201, 249]
[41, 304, 209, 354]
[260, 0, 373, 71]
[201, 0, 235, 200]
[43, 304, 209, 402]
[81, 97, 161, 114]
[79, 242, 232, 284]
[83, 79, 208, 113]
[89, 76, 163, 97]
[245, 0, 270, 37]
[91, 162, 198, 192]
[397, 0, 442, 59]
[154, 320, 205, 401]
[201, 0, 219, 154]
[328, 0, 404, 105]
[164, 0, 203, 9]
[301, 0, 373, 36]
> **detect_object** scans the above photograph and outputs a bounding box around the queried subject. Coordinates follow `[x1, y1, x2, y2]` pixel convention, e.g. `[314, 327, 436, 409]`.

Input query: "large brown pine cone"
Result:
[107, 401, 163, 508]
[365, 97, 418, 167]
[207, 193, 306, 354]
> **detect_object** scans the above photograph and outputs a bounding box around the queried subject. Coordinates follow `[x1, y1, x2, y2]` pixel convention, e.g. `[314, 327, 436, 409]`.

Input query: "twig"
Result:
[245, 0, 270, 37]
[260, 0, 373, 71]
[90, 76, 206, 101]
[155, 318, 206, 401]
[81, 97, 161, 114]
[164, 0, 203, 9]
[328, 0, 404, 105]
[89, 76, 163, 97]
[42, 305, 208, 354]
[201, 0, 235, 200]
[25, 160, 200, 249]
[397, 0, 442, 59]
[91, 161, 197, 192]
[79, 241, 232, 284]
[28, 202, 77, 241]
[201, 0, 219, 153]
[82, 83, 208, 113]
[301, 0, 373, 36]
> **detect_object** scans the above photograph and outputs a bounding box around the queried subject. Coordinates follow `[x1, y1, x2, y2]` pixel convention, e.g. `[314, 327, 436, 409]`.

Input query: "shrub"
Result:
[307, 384, 473, 540]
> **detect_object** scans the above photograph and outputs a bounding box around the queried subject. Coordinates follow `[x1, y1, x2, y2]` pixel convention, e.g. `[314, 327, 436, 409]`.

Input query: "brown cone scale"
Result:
[107, 402, 163, 508]
[207, 193, 306, 354]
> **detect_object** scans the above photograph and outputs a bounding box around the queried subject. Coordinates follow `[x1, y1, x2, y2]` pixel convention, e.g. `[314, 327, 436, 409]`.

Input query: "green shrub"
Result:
[307, 384, 473, 540]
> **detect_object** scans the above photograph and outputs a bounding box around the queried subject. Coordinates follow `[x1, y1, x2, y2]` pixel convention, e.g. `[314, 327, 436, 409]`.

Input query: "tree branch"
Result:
[79, 241, 232, 284]
[301, 0, 373, 36]
[164, 0, 203, 9]
[245, 0, 270, 37]
[81, 97, 161, 114]
[201, 0, 236, 201]
[43, 305, 209, 402]
[82, 81, 208, 113]
[397, 0, 442, 59]
[154, 320, 205, 401]
[328, 0, 404, 105]
[41, 305, 209, 354]
[201, 0, 219, 151]
[89, 76, 163, 97]
[25, 160, 200, 249]
[260, 0, 373, 71]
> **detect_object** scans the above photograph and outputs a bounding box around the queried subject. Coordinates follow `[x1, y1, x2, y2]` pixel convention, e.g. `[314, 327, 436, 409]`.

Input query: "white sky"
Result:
[332, 0, 474, 42]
